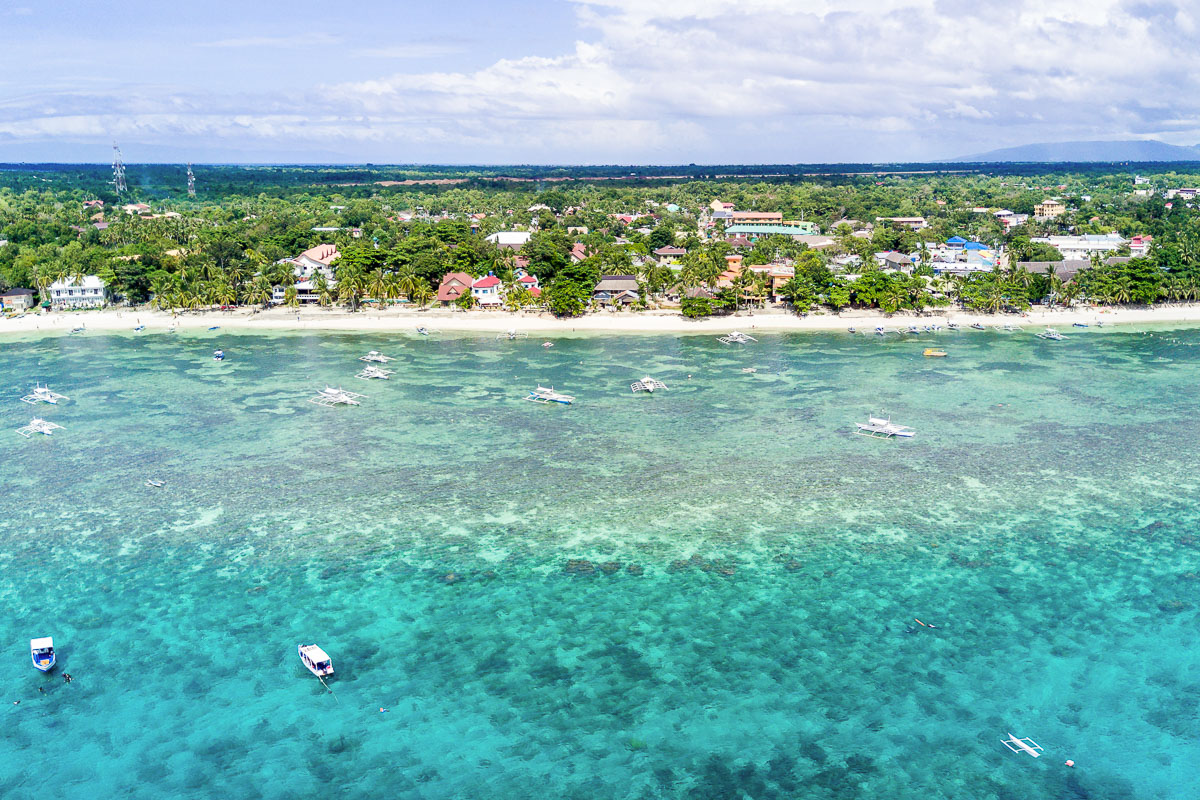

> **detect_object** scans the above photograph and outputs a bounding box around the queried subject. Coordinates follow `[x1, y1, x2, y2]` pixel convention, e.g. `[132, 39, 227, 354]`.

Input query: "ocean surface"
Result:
[2, 323, 1198, 799]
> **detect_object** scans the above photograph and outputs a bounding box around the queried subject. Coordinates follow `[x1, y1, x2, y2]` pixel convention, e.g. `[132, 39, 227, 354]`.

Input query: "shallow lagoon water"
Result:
[2, 325, 1199, 799]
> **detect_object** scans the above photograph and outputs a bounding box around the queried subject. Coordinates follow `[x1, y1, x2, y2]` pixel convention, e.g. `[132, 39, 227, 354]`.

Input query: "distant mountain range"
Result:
[953, 139, 1200, 163]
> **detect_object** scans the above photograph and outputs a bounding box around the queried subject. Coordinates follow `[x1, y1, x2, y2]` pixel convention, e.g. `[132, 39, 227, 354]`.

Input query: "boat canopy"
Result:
[30, 637, 53, 650]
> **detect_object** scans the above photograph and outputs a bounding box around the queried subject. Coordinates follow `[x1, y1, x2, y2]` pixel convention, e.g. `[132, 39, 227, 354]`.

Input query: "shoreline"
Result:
[5, 303, 1200, 338]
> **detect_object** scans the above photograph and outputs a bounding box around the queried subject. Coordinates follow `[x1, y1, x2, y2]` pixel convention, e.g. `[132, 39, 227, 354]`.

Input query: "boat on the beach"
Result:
[717, 331, 756, 344]
[30, 637, 55, 672]
[1073, 322, 1088, 328]
[208, 326, 220, 331]
[525, 385, 574, 405]
[212, 349, 225, 361]
[298, 643, 333, 678]
[498, 329, 528, 340]
[356, 364, 393, 380]
[416, 327, 430, 336]
[21, 384, 68, 405]
[309, 386, 367, 407]
[847, 327, 856, 333]
[906, 325, 920, 334]
[855, 415, 915, 439]
[631, 376, 668, 393]
[947, 322, 960, 330]
[1035, 328, 1066, 340]
[70, 325, 85, 334]
[359, 351, 393, 363]
[17, 418, 63, 437]
[970, 323, 985, 330]
[875, 326, 886, 336]
[923, 348, 948, 357]
[1001, 733, 1042, 758]
[134, 325, 145, 331]
[146, 479, 165, 488]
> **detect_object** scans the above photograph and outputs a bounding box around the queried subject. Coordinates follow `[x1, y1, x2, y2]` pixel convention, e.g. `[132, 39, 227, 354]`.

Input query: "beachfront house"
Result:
[471, 275, 503, 307]
[49, 276, 109, 308]
[271, 244, 340, 304]
[1030, 233, 1126, 261]
[593, 275, 640, 306]
[436, 272, 473, 306]
[0, 287, 36, 311]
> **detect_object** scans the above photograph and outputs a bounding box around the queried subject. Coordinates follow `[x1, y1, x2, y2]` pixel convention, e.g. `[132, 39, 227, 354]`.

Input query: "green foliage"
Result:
[680, 296, 713, 318]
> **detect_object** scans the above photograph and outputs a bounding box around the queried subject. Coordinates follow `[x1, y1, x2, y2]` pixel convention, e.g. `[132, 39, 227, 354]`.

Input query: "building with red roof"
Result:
[437, 272, 474, 305]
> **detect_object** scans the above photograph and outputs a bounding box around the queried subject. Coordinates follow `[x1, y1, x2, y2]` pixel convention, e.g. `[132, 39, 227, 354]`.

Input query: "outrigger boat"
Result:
[875, 326, 886, 336]
[717, 331, 757, 344]
[847, 327, 856, 334]
[208, 326, 220, 331]
[631, 376, 668, 393]
[855, 415, 915, 439]
[906, 325, 920, 334]
[21, 384, 68, 405]
[145, 479, 165, 488]
[309, 386, 367, 407]
[356, 364, 393, 380]
[70, 325, 85, 334]
[970, 322, 986, 330]
[542, 342, 554, 348]
[1035, 328, 1067, 340]
[298, 643, 333, 678]
[17, 418, 63, 437]
[30, 637, 55, 673]
[498, 329, 528, 340]
[212, 349, 225, 361]
[415, 327, 430, 336]
[947, 322, 960, 330]
[1001, 733, 1043, 759]
[1073, 322, 1088, 328]
[359, 351, 393, 363]
[134, 325, 145, 331]
[525, 385, 574, 405]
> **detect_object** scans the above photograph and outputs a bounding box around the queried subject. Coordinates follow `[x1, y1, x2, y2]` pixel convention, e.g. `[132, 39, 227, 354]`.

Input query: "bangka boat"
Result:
[309, 386, 367, 407]
[21, 384, 68, 405]
[525, 385, 574, 405]
[498, 329, 528, 340]
[717, 331, 757, 344]
[208, 326, 220, 331]
[166, 325, 177, 334]
[1000, 323, 1017, 332]
[906, 325, 920, 334]
[134, 325, 145, 331]
[923, 348, 948, 357]
[1035, 328, 1066, 340]
[17, 418, 63, 437]
[741, 367, 757, 373]
[146, 479, 165, 488]
[542, 342, 554, 348]
[1001, 733, 1043, 759]
[847, 327, 856, 334]
[30, 637, 55, 673]
[359, 351, 393, 363]
[947, 322, 960, 330]
[855, 415, 915, 439]
[356, 364, 393, 380]
[875, 326, 886, 336]
[970, 323, 986, 330]
[1073, 322, 1088, 328]
[212, 349, 225, 361]
[70, 325, 85, 334]
[298, 643, 333, 677]
[631, 376, 668, 393]
[415, 327, 430, 336]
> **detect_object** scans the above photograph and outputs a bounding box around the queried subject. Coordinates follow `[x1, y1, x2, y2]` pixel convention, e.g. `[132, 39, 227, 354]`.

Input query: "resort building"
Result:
[730, 211, 783, 223]
[876, 217, 928, 230]
[653, 246, 687, 265]
[121, 203, 151, 215]
[1034, 199, 1066, 219]
[271, 244, 340, 304]
[1030, 233, 1126, 260]
[0, 287, 35, 310]
[723, 221, 819, 241]
[485, 231, 532, 250]
[436, 272, 473, 305]
[1016, 260, 1091, 282]
[1129, 235, 1154, 257]
[593, 275, 640, 306]
[49, 276, 109, 308]
[471, 275, 503, 306]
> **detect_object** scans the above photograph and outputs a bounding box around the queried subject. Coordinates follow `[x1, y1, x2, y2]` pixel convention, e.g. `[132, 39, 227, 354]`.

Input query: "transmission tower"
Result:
[112, 142, 127, 194]
[186, 163, 196, 197]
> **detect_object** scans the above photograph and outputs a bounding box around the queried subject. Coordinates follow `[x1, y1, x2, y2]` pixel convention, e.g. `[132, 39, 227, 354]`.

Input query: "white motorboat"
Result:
[146, 479, 165, 488]
[309, 386, 367, 407]
[855, 415, 915, 439]
[212, 349, 225, 361]
[717, 331, 757, 344]
[17, 418, 63, 437]
[298, 643, 333, 677]
[21, 384, 68, 405]
[1035, 328, 1066, 340]
[525, 385, 574, 405]
[631, 376, 668, 393]
[30, 637, 55, 673]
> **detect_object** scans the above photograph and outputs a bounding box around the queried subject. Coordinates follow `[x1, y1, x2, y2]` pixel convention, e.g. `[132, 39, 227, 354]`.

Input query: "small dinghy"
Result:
[1073, 322, 1088, 328]
[31, 637, 55, 672]
[146, 479, 165, 488]
[208, 326, 220, 331]
[298, 643, 334, 677]
[212, 350, 225, 361]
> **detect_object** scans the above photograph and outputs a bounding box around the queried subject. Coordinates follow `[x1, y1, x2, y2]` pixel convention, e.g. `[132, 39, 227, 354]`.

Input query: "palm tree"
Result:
[284, 286, 299, 308]
[368, 271, 393, 307]
[410, 283, 434, 309]
[396, 266, 420, 301]
[336, 266, 368, 311]
[245, 276, 272, 308]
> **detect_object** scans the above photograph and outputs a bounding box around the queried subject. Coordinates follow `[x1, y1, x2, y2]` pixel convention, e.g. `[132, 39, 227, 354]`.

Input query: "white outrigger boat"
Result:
[498, 329, 528, 340]
[717, 331, 757, 344]
[30, 637, 55, 672]
[1035, 328, 1067, 340]
[70, 325, 86, 334]
[947, 322, 960, 330]
[17, 418, 63, 437]
[356, 364, 393, 380]
[146, 479, 165, 488]
[21, 384, 68, 405]
[631, 376, 668, 393]
[875, 326, 887, 336]
[359, 351, 393, 363]
[855, 415, 915, 439]
[298, 643, 333, 677]
[309, 386, 367, 407]
[1001, 733, 1043, 758]
[525, 385, 574, 405]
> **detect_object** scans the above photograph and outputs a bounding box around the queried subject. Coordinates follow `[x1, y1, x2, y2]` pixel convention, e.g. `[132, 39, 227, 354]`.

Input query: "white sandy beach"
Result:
[5, 303, 1200, 337]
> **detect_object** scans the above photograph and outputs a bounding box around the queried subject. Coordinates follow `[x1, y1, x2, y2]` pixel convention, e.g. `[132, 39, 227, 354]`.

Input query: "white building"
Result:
[271, 244, 340, 304]
[470, 275, 503, 306]
[50, 276, 109, 308]
[1031, 233, 1126, 261]
[485, 231, 532, 249]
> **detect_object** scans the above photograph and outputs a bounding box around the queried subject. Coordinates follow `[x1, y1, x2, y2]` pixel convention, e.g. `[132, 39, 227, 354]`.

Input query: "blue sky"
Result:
[2, 0, 1197, 163]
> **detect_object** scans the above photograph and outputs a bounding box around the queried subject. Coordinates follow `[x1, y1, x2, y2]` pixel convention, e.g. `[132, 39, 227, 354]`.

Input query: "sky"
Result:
[1, 0, 1197, 164]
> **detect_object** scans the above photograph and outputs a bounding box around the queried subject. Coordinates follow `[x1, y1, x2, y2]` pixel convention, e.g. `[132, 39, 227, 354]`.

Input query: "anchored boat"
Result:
[855, 415, 915, 439]
[30, 637, 55, 672]
[17, 418, 63, 437]
[717, 331, 756, 344]
[1035, 328, 1066, 340]
[212, 349, 225, 361]
[298, 643, 333, 678]
[631, 376, 668, 393]
[923, 348, 948, 358]
[310, 387, 367, 407]
[525, 385, 574, 405]
[21, 384, 68, 405]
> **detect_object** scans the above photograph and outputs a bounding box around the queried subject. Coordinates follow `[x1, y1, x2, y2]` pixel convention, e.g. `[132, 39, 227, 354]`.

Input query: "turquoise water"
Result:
[2, 325, 1199, 798]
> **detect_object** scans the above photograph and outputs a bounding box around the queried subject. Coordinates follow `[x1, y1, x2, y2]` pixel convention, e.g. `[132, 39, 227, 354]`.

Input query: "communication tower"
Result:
[112, 142, 127, 194]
